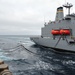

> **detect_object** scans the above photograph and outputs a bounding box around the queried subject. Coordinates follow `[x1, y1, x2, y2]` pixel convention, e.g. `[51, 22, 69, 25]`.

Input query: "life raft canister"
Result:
[51, 30, 60, 35]
[60, 29, 70, 35]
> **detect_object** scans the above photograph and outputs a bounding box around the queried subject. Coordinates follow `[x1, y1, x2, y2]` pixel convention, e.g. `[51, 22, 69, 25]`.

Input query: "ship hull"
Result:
[30, 37, 75, 52]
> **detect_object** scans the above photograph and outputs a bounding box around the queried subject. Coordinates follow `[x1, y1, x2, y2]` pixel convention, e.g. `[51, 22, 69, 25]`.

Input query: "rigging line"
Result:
[3, 44, 22, 50]
[54, 36, 62, 48]
[65, 37, 70, 44]
[4, 44, 40, 56]
[2, 42, 37, 54]
[20, 44, 38, 55]
[3, 44, 23, 52]
[19, 44, 50, 58]
[3, 44, 48, 58]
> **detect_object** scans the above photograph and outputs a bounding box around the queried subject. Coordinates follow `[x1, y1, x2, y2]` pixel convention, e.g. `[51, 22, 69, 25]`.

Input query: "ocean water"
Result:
[0, 35, 75, 75]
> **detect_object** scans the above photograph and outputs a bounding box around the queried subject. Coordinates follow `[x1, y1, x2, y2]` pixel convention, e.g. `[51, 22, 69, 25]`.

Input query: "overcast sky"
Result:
[0, 0, 75, 35]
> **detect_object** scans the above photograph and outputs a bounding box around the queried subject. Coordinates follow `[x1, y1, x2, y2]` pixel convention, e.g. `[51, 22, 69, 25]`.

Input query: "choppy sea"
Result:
[0, 35, 75, 75]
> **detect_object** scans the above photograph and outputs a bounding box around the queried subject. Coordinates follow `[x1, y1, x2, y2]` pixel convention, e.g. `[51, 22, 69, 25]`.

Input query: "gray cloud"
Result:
[0, 0, 75, 35]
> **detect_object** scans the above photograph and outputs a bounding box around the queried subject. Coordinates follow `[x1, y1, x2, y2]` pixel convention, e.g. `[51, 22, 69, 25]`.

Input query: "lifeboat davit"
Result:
[60, 29, 70, 35]
[51, 30, 60, 35]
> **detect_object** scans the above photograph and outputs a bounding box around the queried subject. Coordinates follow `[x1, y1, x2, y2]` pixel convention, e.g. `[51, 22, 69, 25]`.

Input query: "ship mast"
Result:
[63, 2, 73, 15]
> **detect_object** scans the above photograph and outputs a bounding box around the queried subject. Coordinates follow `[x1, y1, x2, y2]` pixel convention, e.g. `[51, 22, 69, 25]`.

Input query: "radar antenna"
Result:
[63, 2, 73, 15]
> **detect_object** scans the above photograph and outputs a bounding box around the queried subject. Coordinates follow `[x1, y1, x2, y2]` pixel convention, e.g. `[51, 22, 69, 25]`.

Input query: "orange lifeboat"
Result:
[51, 30, 60, 35]
[60, 29, 70, 35]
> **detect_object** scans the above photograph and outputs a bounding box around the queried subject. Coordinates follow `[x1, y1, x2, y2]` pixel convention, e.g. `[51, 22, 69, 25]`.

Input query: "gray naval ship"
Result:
[30, 3, 75, 52]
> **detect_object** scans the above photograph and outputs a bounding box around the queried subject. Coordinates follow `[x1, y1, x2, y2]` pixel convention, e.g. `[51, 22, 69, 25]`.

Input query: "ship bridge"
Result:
[64, 13, 75, 20]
